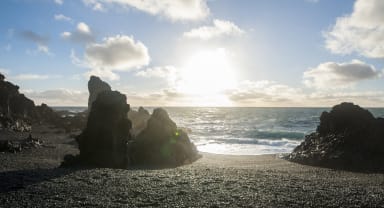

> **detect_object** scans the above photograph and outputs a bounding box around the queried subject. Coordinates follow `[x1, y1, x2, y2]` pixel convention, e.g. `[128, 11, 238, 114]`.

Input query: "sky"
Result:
[0, 0, 383, 107]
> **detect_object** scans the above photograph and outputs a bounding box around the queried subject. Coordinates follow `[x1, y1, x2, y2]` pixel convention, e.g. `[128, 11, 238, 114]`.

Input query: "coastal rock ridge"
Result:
[288, 102, 384, 170]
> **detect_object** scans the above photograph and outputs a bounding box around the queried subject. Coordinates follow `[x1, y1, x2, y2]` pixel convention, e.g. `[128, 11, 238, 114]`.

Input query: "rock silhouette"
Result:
[62, 76, 201, 168]
[88, 75, 111, 110]
[0, 73, 35, 131]
[75, 91, 132, 168]
[130, 108, 201, 167]
[128, 106, 150, 136]
[0, 73, 87, 132]
[289, 102, 384, 170]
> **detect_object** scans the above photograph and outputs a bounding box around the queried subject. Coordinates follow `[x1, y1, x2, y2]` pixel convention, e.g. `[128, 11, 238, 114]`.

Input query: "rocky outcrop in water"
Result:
[130, 108, 201, 167]
[88, 75, 111, 109]
[289, 102, 384, 170]
[75, 91, 132, 168]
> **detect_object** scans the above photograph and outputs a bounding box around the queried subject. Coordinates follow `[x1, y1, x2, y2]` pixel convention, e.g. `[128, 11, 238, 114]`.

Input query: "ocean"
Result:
[53, 107, 384, 156]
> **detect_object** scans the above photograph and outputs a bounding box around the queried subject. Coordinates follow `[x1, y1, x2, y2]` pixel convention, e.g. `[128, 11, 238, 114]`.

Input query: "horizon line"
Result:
[50, 105, 384, 108]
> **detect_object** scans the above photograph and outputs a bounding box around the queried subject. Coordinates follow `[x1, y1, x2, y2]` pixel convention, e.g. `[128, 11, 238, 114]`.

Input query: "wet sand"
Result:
[1, 125, 384, 207]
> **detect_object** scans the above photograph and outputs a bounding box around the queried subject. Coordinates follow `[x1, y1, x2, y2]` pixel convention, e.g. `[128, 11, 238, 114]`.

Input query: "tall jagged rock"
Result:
[76, 90, 132, 168]
[289, 102, 384, 170]
[88, 75, 111, 110]
[130, 108, 200, 167]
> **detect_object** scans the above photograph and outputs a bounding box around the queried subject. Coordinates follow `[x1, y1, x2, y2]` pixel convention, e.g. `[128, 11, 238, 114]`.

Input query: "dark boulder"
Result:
[88, 75, 111, 110]
[289, 102, 384, 170]
[75, 90, 132, 168]
[130, 108, 200, 167]
[317, 103, 375, 137]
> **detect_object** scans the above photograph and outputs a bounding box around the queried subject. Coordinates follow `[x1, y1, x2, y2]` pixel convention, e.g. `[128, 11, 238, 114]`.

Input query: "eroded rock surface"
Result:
[289, 102, 384, 170]
[75, 91, 132, 168]
[130, 108, 201, 167]
[63, 76, 201, 168]
[0, 73, 35, 131]
[88, 75, 111, 109]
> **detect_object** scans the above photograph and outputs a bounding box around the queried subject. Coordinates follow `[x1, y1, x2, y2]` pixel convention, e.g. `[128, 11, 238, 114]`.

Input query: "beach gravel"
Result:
[1, 126, 384, 207]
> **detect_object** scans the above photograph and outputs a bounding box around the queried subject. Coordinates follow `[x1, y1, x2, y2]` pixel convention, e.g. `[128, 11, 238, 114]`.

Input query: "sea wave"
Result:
[195, 137, 302, 146]
[243, 130, 305, 140]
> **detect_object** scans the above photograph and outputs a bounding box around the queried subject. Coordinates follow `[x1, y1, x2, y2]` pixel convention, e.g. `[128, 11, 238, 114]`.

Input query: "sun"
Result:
[177, 48, 237, 99]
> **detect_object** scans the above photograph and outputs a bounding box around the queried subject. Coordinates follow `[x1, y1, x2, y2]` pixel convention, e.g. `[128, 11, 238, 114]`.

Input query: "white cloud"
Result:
[226, 80, 304, 106]
[183, 19, 244, 40]
[61, 22, 94, 43]
[77, 22, 91, 34]
[121, 74, 384, 107]
[85, 35, 149, 70]
[136, 66, 179, 83]
[83, 0, 209, 21]
[61, 32, 71, 38]
[303, 60, 381, 89]
[121, 89, 186, 107]
[54, 0, 63, 5]
[37, 45, 50, 54]
[54, 14, 72, 22]
[84, 68, 120, 81]
[26, 45, 53, 56]
[22, 89, 88, 106]
[72, 35, 150, 80]
[83, 0, 105, 11]
[0, 71, 61, 82]
[10, 74, 61, 81]
[308, 91, 384, 107]
[325, 0, 384, 58]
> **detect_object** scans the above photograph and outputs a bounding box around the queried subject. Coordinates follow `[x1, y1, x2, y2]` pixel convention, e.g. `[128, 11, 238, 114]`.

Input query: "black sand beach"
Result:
[1, 125, 384, 207]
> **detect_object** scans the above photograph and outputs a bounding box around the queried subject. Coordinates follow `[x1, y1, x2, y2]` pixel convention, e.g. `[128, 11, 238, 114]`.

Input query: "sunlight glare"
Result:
[177, 48, 237, 97]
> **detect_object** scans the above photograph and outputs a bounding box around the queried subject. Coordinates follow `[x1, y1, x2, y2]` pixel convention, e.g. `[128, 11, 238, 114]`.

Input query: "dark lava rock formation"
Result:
[75, 91, 132, 168]
[130, 108, 201, 167]
[0, 73, 35, 131]
[88, 75, 111, 110]
[0, 73, 86, 133]
[289, 102, 384, 170]
[63, 76, 200, 168]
